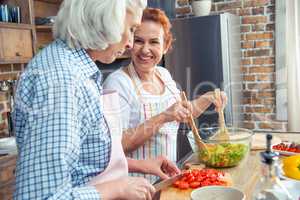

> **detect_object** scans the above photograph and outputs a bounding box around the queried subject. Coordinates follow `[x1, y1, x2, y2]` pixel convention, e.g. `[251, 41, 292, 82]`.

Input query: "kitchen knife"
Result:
[153, 174, 183, 191]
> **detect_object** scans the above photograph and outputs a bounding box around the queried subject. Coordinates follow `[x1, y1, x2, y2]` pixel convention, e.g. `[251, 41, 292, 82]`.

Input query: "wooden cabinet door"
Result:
[0, 28, 34, 64]
[0, 155, 17, 200]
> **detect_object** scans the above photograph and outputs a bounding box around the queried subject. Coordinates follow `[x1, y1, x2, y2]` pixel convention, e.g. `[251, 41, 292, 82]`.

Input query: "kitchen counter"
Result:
[159, 132, 300, 200]
[226, 132, 299, 200]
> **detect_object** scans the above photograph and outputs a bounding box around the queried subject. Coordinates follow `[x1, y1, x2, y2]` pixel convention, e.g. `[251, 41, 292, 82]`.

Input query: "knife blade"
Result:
[153, 174, 183, 191]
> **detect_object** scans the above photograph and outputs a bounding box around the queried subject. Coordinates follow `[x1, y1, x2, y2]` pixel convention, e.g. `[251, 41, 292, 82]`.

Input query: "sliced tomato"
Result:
[187, 174, 195, 183]
[173, 180, 181, 188]
[189, 181, 201, 188]
[178, 181, 189, 190]
[176, 168, 228, 190]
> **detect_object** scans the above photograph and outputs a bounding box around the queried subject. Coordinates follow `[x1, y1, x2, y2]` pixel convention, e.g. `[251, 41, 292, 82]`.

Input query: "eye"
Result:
[130, 26, 137, 33]
[134, 38, 143, 44]
[150, 40, 160, 44]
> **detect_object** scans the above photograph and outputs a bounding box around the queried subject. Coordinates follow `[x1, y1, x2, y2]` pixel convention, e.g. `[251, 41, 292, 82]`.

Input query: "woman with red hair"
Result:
[104, 8, 227, 182]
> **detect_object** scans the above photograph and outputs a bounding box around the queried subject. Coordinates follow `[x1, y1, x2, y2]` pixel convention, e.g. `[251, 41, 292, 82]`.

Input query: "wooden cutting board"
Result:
[159, 164, 232, 200]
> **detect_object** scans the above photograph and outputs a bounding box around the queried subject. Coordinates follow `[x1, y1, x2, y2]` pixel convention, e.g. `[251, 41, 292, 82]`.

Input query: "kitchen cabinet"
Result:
[1, 0, 129, 66]
[34, 0, 61, 50]
[0, 26, 33, 63]
[0, 0, 35, 64]
[0, 155, 17, 200]
[0, 0, 62, 65]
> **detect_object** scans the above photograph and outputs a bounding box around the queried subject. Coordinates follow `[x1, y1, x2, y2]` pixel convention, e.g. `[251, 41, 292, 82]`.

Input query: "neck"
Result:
[86, 49, 107, 63]
[133, 64, 156, 82]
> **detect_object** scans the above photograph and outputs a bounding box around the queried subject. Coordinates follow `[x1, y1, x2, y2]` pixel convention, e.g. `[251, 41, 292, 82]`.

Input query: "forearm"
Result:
[122, 113, 167, 153]
[191, 95, 212, 118]
[127, 158, 148, 174]
[93, 181, 123, 200]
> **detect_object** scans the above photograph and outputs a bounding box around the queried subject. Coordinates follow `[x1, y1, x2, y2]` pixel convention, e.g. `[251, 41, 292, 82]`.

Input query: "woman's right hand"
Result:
[97, 177, 155, 200]
[119, 177, 155, 200]
[162, 101, 192, 123]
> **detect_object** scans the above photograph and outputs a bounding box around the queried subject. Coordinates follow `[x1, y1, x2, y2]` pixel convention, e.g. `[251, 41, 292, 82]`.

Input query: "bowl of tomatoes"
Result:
[272, 142, 300, 155]
[187, 127, 253, 168]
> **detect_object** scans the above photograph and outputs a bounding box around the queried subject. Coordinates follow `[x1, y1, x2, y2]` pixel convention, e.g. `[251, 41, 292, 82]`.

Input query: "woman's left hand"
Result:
[204, 91, 227, 112]
[142, 156, 180, 180]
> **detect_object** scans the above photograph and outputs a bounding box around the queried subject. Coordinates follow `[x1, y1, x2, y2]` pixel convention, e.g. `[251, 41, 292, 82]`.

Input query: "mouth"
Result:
[115, 51, 124, 57]
[137, 54, 153, 63]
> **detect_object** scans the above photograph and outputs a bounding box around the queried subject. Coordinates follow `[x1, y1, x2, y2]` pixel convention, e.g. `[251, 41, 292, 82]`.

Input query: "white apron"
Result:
[127, 63, 180, 183]
[88, 89, 128, 185]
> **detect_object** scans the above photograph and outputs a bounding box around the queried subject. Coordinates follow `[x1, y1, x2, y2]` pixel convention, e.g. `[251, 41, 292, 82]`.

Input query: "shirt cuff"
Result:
[73, 185, 100, 200]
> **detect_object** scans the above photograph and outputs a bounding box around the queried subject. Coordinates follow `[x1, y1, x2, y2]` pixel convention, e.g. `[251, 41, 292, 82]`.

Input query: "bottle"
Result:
[253, 134, 292, 200]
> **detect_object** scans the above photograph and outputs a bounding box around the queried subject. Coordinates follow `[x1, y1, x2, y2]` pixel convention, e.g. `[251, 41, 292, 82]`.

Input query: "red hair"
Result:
[141, 8, 173, 51]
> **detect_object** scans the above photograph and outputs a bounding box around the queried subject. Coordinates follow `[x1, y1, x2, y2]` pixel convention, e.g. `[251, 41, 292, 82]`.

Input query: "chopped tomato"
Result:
[178, 181, 189, 190]
[173, 168, 228, 190]
[173, 180, 181, 188]
[189, 181, 201, 188]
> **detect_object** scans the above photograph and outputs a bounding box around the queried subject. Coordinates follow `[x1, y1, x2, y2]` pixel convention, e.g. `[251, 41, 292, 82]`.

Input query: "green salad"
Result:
[199, 143, 248, 167]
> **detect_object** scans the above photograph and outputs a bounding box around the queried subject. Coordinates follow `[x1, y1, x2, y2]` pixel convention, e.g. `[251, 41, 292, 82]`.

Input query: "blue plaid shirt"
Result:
[13, 39, 111, 200]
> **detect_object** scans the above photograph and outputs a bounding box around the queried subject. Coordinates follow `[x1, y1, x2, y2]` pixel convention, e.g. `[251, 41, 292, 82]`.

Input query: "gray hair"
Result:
[53, 0, 146, 50]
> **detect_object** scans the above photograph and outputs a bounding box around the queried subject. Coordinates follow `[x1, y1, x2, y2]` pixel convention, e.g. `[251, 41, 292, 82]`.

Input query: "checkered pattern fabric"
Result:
[13, 39, 111, 200]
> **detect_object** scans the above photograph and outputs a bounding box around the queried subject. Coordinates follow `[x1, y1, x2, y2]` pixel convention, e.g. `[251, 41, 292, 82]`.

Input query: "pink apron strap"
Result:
[88, 90, 128, 185]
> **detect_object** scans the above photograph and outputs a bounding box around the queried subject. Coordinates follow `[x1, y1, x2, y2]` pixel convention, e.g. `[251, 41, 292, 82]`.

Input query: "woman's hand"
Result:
[141, 156, 181, 180]
[162, 101, 192, 123]
[118, 177, 155, 200]
[202, 91, 227, 112]
[95, 177, 155, 200]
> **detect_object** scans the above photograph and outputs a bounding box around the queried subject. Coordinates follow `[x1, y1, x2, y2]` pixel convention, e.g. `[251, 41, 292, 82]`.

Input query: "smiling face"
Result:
[131, 20, 168, 72]
[89, 9, 142, 64]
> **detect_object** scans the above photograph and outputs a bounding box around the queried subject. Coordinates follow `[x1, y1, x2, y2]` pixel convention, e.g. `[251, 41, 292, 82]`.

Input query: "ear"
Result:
[163, 44, 170, 54]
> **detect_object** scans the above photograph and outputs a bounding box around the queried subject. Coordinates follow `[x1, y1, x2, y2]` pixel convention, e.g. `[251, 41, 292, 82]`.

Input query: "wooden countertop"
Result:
[159, 132, 299, 200]
[227, 132, 299, 200]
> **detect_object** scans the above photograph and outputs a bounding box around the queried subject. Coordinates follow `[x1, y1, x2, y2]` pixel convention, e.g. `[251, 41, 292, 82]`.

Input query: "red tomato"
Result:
[187, 174, 195, 183]
[175, 168, 228, 190]
[189, 181, 201, 188]
[192, 170, 199, 177]
[178, 181, 189, 190]
[181, 176, 188, 182]
[196, 176, 205, 182]
[173, 180, 181, 188]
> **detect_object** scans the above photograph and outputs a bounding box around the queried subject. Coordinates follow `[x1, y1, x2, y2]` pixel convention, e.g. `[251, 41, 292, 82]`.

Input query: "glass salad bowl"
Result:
[187, 127, 254, 168]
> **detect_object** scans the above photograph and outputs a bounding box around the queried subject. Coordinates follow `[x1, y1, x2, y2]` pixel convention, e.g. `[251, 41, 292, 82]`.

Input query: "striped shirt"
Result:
[13, 39, 111, 200]
[104, 65, 180, 183]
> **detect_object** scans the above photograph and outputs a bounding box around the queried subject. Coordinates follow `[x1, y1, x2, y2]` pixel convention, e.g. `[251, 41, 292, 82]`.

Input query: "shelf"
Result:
[35, 0, 62, 4]
[0, 58, 31, 65]
[0, 22, 34, 30]
[35, 25, 52, 32]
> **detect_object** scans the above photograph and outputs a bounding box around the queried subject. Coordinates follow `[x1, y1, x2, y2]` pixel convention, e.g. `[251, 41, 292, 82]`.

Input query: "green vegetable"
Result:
[199, 143, 248, 167]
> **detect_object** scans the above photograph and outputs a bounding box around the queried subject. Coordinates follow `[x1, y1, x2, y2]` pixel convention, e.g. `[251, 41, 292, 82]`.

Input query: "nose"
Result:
[141, 43, 150, 54]
[125, 33, 134, 50]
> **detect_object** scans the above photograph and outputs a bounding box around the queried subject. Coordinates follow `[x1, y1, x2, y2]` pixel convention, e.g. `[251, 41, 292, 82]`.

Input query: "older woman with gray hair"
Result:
[13, 0, 179, 200]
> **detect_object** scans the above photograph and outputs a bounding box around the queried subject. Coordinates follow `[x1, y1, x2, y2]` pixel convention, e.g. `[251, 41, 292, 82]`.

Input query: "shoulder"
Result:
[27, 40, 79, 82]
[16, 41, 83, 104]
[24, 40, 86, 87]
[156, 66, 173, 80]
[103, 68, 133, 91]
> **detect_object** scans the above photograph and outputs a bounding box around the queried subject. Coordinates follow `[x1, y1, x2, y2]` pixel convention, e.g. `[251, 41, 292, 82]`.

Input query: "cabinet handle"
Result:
[15, 52, 21, 56]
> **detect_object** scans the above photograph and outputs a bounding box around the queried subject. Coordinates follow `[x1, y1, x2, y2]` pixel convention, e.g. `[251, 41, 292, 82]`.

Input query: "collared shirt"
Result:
[13, 39, 111, 200]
